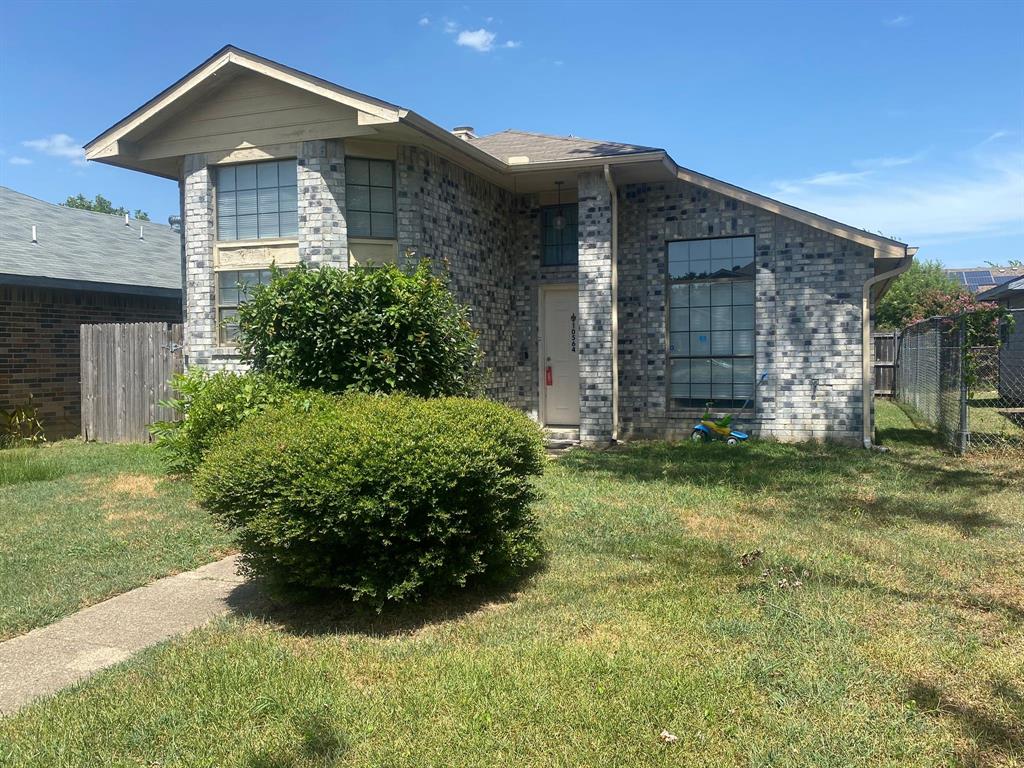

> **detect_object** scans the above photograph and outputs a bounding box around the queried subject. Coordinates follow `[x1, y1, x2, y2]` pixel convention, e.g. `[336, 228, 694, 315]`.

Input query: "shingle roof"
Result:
[0, 186, 181, 294]
[469, 129, 660, 164]
[977, 276, 1024, 301]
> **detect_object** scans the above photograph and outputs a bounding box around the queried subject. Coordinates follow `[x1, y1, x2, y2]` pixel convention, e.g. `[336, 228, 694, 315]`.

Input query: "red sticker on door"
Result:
[545, 366, 553, 386]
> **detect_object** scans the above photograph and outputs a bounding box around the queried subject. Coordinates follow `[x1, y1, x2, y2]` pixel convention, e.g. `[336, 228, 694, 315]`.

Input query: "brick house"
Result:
[85, 46, 916, 446]
[0, 187, 182, 438]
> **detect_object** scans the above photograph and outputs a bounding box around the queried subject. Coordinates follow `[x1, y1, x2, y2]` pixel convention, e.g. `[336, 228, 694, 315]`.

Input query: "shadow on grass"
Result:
[225, 558, 546, 639]
[906, 680, 1024, 765]
[244, 708, 348, 767]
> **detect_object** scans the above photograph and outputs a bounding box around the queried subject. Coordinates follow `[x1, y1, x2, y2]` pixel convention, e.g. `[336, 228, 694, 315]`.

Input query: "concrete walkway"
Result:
[0, 555, 246, 715]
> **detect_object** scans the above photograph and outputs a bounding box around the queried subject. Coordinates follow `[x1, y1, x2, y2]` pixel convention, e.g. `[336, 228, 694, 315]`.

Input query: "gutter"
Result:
[861, 248, 915, 448]
[604, 164, 620, 443]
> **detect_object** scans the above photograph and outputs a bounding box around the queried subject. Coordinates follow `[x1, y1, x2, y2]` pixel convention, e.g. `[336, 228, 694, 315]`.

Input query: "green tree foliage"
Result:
[237, 262, 484, 397]
[194, 392, 546, 607]
[876, 260, 964, 329]
[62, 193, 149, 221]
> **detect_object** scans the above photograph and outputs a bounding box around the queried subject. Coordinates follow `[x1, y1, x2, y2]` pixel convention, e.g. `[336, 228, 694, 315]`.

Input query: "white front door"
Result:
[542, 286, 580, 426]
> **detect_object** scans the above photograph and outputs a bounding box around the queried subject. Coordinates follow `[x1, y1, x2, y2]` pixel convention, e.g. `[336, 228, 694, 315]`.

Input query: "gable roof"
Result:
[469, 129, 661, 164]
[0, 187, 181, 296]
[85, 45, 912, 259]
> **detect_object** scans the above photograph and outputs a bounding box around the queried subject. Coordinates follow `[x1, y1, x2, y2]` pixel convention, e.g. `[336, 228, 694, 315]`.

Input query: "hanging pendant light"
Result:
[553, 180, 566, 231]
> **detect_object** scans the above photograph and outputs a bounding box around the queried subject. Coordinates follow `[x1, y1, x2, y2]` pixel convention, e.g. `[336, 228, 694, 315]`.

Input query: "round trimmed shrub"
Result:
[193, 393, 546, 607]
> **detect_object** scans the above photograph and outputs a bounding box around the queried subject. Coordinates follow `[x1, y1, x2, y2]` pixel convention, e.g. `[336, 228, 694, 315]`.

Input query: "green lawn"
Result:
[2, 403, 1022, 767]
[0, 441, 233, 639]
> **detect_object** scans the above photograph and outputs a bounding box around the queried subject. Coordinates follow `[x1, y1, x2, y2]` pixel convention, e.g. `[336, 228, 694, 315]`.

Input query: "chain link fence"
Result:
[893, 310, 1023, 455]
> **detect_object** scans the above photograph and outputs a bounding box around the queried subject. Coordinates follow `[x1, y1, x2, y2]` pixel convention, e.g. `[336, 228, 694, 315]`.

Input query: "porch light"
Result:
[553, 181, 566, 231]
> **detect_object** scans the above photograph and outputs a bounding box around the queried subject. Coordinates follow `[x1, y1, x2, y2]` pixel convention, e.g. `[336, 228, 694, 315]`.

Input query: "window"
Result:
[216, 268, 288, 344]
[541, 205, 578, 266]
[345, 158, 395, 238]
[216, 160, 297, 241]
[668, 236, 755, 409]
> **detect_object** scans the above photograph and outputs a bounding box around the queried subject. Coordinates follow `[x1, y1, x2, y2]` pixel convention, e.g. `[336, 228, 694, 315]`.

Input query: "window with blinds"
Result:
[215, 160, 298, 241]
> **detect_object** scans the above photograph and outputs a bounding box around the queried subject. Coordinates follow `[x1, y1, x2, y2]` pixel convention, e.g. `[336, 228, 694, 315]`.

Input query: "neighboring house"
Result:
[977, 277, 1024, 403]
[945, 266, 1024, 294]
[85, 45, 915, 447]
[0, 187, 182, 437]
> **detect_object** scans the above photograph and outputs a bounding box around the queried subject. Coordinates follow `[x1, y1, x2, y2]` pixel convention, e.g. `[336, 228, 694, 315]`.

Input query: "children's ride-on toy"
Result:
[691, 404, 749, 446]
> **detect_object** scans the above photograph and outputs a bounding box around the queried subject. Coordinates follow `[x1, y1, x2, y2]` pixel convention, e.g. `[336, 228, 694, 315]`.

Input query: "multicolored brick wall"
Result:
[0, 285, 181, 438]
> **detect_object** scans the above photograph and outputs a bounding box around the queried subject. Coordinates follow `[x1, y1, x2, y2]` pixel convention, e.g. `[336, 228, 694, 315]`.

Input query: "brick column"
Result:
[182, 153, 216, 368]
[297, 139, 347, 269]
[577, 170, 614, 444]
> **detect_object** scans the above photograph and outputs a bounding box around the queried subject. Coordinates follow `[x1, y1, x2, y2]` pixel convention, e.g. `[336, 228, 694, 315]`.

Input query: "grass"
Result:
[1, 402, 1022, 767]
[0, 441, 234, 639]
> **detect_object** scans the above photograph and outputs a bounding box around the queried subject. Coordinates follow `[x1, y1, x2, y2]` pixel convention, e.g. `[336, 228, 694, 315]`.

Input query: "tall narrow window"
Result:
[668, 236, 755, 409]
[216, 160, 297, 241]
[345, 158, 395, 238]
[541, 204, 578, 266]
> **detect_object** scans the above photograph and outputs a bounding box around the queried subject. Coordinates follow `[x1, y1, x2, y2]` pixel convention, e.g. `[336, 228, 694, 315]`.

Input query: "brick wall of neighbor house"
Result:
[0, 285, 180, 439]
[617, 180, 875, 445]
[395, 145, 520, 404]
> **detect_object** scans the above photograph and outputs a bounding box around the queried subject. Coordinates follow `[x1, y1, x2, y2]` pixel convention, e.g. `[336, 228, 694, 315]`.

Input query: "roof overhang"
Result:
[86, 45, 914, 258]
[0, 273, 182, 298]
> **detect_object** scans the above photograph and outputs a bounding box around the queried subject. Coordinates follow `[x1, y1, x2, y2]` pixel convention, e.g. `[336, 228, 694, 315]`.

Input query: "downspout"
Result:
[604, 164, 619, 443]
[861, 248, 915, 448]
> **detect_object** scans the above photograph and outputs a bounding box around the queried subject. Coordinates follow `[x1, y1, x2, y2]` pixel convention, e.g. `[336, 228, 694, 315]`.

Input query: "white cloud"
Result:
[443, 19, 459, 34]
[503, 40, 521, 49]
[853, 153, 922, 169]
[884, 15, 910, 27]
[9, 156, 32, 165]
[980, 130, 1012, 146]
[457, 28, 496, 52]
[22, 133, 87, 166]
[770, 147, 1024, 244]
[418, 16, 429, 26]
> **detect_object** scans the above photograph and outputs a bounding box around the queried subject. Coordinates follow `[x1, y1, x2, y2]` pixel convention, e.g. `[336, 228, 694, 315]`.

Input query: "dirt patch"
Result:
[100, 474, 160, 498]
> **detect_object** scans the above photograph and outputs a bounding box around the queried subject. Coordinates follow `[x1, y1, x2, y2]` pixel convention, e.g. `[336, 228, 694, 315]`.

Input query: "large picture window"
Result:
[345, 158, 395, 238]
[216, 160, 297, 241]
[540, 205, 578, 266]
[668, 236, 755, 409]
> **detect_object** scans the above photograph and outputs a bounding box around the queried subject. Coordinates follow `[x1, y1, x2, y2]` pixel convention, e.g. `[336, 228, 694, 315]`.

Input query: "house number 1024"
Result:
[570, 313, 577, 352]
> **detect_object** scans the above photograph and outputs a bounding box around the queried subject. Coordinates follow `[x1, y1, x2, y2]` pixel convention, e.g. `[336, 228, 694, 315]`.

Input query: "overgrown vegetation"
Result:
[2, 402, 1020, 766]
[236, 262, 484, 397]
[194, 393, 545, 608]
[0, 399, 46, 449]
[0, 442, 233, 638]
[150, 369, 296, 474]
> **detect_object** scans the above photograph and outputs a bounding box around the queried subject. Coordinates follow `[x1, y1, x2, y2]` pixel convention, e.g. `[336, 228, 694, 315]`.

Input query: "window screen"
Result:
[668, 237, 755, 409]
[345, 158, 395, 238]
[216, 161, 297, 241]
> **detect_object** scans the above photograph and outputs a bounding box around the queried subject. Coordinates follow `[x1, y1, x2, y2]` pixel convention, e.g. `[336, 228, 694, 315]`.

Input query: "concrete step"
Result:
[544, 427, 580, 456]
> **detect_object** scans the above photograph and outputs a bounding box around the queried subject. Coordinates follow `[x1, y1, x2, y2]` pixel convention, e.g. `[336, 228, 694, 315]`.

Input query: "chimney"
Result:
[451, 126, 476, 141]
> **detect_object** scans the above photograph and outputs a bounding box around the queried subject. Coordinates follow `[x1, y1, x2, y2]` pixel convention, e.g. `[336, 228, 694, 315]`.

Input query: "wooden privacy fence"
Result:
[873, 330, 898, 396]
[81, 322, 183, 442]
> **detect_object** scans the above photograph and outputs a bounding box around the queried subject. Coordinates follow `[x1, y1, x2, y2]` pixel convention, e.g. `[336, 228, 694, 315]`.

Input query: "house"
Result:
[0, 187, 182, 437]
[977, 277, 1024, 403]
[945, 266, 1024, 294]
[84, 45, 916, 447]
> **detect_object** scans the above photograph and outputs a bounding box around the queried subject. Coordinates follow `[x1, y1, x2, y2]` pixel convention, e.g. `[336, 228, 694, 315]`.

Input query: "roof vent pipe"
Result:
[31, 225, 37, 244]
[125, 213, 130, 227]
[451, 126, 476, 141]
[139, 225, 144, 241]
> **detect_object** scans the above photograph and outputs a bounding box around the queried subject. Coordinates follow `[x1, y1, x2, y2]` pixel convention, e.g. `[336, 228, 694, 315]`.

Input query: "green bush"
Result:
[151, 369, 296, 474]
[236, 262, 484, 397]
[194, 393, 546, 608]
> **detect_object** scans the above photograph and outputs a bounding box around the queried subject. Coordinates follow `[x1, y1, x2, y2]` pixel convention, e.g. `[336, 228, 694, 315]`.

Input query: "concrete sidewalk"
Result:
[0, 555, 246, 715]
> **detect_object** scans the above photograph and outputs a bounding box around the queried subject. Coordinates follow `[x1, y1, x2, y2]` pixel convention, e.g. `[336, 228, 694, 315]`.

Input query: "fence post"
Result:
[958, 315, 969, 455]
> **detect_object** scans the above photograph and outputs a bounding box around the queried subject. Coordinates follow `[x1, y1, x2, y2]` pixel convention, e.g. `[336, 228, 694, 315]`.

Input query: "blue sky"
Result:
[1, 0, 1021, 268]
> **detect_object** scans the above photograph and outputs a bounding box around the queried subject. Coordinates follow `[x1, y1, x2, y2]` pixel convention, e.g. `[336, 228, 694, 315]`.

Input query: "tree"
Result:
[985, 259, 1024, 269]
[876, 260, 964, 330]
[62, 193, 149, 221]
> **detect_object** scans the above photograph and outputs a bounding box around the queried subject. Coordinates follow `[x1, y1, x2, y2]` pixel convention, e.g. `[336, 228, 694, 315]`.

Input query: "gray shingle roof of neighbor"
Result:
[469, 129, 661, 164]
[0, 186, 181, 294]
